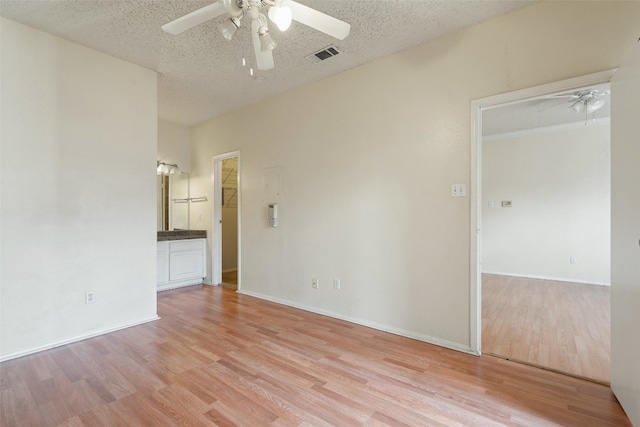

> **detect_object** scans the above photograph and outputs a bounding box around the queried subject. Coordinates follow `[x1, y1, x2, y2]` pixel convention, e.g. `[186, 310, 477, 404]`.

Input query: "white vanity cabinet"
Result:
[157, 238, 206, 291]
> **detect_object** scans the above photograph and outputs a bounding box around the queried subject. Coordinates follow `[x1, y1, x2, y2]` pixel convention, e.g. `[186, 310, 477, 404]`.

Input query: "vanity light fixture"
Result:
[157, 161, 179, 175]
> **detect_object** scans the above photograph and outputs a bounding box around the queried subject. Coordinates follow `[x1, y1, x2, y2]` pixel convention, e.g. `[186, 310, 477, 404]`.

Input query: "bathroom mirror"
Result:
[157, 172, 190, 231]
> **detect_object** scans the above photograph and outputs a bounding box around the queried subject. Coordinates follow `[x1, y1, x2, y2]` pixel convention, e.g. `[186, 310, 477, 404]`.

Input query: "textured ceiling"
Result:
[1, 0, 535, 126]
[483, 83, 611, 136]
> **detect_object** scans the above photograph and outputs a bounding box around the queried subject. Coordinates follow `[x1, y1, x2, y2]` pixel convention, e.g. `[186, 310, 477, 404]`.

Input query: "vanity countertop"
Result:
[157, 230, 206, 241]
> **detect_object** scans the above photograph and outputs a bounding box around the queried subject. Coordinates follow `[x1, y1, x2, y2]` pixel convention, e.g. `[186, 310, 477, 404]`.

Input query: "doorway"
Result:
[212, 151, 241, 289]
[470, 71, 615, 383]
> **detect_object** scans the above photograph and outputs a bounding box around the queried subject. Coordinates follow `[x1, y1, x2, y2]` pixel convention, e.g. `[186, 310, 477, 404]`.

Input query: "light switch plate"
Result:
[451, 184, 466, 198]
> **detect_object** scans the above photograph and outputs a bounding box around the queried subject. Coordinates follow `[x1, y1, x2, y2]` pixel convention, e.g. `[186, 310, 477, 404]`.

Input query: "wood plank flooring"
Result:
[482, 274, 610, 384]
[1, 285, 630, 426]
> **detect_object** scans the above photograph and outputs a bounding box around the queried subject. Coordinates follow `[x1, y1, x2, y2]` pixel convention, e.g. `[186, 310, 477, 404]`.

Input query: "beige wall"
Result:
[1, 18, 158, 359]
[189, 2, 640, 351]
[482, 122, 610, 285]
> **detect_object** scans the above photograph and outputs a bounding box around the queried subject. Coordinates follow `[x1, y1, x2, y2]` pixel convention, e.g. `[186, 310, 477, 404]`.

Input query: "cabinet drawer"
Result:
[169, 239, 203, 252]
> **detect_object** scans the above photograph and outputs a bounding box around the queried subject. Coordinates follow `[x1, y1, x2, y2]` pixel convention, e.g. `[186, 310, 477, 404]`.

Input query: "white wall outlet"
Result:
[488, 201, 495, 208]
[501, 200, 512, 207]
[570, 256, 577, 264]
[85, 291, 96, 304]
[333, 278, 341, 290]
[451, 184, 466, 198]
[312, 278, 319, 289]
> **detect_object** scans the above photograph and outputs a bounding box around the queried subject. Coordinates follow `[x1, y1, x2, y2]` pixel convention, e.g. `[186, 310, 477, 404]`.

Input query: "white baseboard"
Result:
[237, 289, 476, 356]
[0, 315, 160, 362]
[157, 278, 204, 292]
[482, 271, 610, 286]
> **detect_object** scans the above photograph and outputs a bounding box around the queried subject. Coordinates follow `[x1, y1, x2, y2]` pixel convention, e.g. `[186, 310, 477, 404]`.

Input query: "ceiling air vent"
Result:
[306, 45, 343, 63]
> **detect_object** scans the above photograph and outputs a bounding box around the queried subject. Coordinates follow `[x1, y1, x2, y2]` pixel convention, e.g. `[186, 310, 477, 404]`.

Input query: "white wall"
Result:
[189, 1, 640, 351]
[482, 123, 610, 285]
[611, 40, 640, 426]
[158, 120, 190, 173]
[0, 18, 158, 359]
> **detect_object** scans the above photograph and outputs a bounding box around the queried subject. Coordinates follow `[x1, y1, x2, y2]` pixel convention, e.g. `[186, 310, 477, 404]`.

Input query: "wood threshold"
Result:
[484, 351, 610, 387]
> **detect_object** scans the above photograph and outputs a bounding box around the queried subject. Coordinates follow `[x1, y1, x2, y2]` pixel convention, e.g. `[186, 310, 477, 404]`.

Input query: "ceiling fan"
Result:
[547, 89, 609, 114]
[162, 0, 351, 72]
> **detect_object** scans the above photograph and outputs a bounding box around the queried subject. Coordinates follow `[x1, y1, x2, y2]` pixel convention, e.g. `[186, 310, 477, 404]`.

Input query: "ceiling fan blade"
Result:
[285, 0, 350, 40]
[162, 1, 226, 35]
[251, 20, 275, 71]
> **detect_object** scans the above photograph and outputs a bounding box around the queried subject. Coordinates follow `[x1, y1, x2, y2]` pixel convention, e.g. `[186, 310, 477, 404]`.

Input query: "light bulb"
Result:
[219, 18, 240, 41]
[588, 98, 605, 113]
[250, 67, 254, 76]
[570, 100, 584, 113]
[242, 57, 246, 67]
[268, 6, 292, 31]
[259, 29, 277, 51]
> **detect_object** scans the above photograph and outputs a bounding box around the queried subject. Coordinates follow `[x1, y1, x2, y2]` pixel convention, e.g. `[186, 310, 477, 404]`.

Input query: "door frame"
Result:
[211, 150, 241, 288]
[469, 69, 616, 354]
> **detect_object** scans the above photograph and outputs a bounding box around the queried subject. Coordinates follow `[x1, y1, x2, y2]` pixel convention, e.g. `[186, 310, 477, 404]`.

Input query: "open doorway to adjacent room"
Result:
[474, 76, 612, 384]
[220, 157, 239, 289]
[212, 151, 241, 290]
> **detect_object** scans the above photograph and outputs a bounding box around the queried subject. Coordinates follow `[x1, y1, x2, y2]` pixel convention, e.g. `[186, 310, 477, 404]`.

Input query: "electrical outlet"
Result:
[311, 278, 319, 289]
[333, 278, 341, 290]
[570, 256, 577, 264]
[85, 291, 96, 304]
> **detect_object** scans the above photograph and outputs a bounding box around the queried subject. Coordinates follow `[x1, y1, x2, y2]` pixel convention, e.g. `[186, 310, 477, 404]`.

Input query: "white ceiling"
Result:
[0, 0, 536, 126]
[483, 83, 611, 136]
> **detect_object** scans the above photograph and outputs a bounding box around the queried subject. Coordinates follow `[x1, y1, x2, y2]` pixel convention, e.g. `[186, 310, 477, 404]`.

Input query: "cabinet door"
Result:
[157, 252, 169, 284]
[157, 241, 169, 285]
[169, 250, 204, 281]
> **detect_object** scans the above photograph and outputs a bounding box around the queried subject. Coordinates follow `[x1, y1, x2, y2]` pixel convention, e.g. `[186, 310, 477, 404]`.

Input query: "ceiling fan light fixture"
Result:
[570, 100, 584, 113]
[268, 5, 292, 31]
[219, 17, 241, 41]
[259, 28, 277, 51]
[588, 98, 605, 113]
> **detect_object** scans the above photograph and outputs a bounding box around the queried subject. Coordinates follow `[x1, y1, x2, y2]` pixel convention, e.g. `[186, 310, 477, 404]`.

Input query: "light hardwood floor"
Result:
[1, 285, 629, 426]
[482, 274, 610, 384]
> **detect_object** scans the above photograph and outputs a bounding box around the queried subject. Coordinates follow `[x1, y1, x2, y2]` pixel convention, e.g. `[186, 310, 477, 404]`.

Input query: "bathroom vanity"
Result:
[157, 230, 206, 291]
